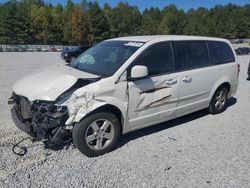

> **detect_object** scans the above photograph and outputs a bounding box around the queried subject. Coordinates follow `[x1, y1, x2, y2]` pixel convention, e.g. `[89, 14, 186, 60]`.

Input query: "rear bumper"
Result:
[229, 81, 239, 97]
[11, 106, 35, 137]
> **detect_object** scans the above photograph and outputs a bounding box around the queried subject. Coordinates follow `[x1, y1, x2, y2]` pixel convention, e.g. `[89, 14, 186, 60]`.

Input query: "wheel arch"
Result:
[209, 79, 231, 104]
[78, 104, 124, 134]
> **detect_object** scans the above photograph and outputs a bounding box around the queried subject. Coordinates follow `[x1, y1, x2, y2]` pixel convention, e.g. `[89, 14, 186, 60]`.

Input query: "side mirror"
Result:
[131, 65, 148, 79]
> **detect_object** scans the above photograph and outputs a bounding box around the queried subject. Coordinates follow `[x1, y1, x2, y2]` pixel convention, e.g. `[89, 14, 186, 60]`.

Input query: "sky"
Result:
[0, 0, 249, 12]
[46, 0, 249, 11]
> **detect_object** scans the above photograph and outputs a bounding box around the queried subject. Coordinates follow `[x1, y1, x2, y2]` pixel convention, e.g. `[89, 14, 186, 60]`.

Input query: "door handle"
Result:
[182, 76, 192, 82]
[165, 79, 177, 85]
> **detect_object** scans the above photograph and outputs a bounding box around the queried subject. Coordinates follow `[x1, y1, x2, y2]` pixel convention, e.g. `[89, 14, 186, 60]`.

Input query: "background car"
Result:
[61, 45, 90, 64]
[61, 47, 70, 59]
[35, 47, 42, 52]
[235, 47, 250, 55]
[56, 47, 63, 52]
[42, 47, 49, 52]
[27, 48, 35, 52]
[0, 47, 3, 52]
[247, 61, 250, 80]
[19, 46, 27, 52]
[11, 46, 19, 52]
[49, 47, 57, 52]
[4, 47, 12, 52]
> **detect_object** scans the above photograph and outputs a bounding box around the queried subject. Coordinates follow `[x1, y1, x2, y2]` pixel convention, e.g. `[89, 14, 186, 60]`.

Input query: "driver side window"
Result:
[132, 42, 174, 77]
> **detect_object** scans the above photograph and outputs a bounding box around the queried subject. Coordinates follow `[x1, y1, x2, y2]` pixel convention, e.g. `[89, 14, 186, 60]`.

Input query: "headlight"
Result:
[34, 101, 67, 114]
[64, 53, 68, 57]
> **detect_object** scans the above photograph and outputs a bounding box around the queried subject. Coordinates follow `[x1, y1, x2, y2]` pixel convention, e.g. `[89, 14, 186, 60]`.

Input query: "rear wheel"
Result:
[207, 86, 228, 114]
[73, 112, 120, 157]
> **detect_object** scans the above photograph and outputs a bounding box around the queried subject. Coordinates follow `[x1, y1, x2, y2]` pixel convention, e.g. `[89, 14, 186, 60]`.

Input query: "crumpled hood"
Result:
[13, 65, 99, 101]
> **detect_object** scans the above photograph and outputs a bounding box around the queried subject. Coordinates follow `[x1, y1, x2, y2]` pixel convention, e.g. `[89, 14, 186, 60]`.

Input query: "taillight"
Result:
[237, 64, 240, 78]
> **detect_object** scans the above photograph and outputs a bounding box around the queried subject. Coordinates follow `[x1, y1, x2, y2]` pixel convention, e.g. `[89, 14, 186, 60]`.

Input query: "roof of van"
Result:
[108, 35, 228, 43]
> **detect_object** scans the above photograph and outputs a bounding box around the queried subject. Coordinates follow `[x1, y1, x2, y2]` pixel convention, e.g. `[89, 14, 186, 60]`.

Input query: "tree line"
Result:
[0, 0, 250, 45]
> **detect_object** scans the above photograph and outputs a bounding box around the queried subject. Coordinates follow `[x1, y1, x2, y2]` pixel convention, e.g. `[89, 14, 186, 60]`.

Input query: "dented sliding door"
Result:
[127, 73, 180, 130]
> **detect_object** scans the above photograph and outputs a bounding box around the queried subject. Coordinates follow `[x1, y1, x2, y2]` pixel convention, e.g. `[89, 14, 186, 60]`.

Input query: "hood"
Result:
[13, 65, 99, 101]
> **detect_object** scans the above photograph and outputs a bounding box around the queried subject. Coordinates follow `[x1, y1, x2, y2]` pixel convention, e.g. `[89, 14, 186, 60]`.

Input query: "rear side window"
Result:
[173, 41, 210, 71]
[132, 42, 174, 76]
[207, 41, 235, 64]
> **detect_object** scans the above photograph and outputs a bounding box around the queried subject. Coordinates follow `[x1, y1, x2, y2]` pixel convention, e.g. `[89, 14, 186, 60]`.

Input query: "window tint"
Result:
[132, 43, 174, 76]
[207, 41, 235, 64]
[173, 41, 210, 71]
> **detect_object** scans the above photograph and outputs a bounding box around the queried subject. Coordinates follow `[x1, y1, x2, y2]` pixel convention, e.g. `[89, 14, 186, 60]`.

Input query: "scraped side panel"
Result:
[127, 75, 179, 131]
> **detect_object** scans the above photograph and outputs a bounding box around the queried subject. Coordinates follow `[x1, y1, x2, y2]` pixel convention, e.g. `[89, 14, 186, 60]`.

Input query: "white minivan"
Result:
[9, 35, 239, 157]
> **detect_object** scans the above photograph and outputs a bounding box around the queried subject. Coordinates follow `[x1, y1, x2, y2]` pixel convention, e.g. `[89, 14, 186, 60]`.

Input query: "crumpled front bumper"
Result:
[10, 106, 35, 137]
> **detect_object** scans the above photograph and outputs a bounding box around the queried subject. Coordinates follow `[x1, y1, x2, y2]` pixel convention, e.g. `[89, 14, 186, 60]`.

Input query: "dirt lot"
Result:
[0, 52, 250, 188]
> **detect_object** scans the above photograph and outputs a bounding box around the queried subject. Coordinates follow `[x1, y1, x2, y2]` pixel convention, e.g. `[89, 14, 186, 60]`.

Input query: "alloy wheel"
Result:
[85, 119, 115, 150]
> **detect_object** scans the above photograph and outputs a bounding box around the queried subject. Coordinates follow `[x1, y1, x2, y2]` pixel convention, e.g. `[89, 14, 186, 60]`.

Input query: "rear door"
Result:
[173, 41, 217, 115]
[127, 42, 180, 130]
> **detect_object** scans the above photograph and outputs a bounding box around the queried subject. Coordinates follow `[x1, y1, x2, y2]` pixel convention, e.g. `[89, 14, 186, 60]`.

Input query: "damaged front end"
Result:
[9, 77, 101, 146]
[9, 93, 71, 145]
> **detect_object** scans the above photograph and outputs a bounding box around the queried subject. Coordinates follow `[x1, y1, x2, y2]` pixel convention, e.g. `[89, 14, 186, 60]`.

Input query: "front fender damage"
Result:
[65, 91, 107, 125]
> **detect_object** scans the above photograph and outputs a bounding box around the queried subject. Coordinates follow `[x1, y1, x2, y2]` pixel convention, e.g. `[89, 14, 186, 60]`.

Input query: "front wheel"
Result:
[207, 86, 228, 114]
[73, 112, 120, 157]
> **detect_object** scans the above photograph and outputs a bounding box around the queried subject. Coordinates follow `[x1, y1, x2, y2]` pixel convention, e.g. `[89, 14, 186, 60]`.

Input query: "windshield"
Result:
[71, 40, 144, 77]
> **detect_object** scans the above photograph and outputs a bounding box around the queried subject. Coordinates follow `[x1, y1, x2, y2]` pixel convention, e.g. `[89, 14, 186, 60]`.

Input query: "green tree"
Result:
[139, 7, 161, 35]
[0, 0, 19, 44]
[0, 3, 7, 43]
[72, 4, 89, 45]
[110, 2, 141, 37]
[31, 5, 53, 44]
[183, 8, 209, 36]
[208, 5, 237, 38]
[1, 1, 250, 45]
[158, 5, 186, 35]
[87, 1, 109, 44]
[51, 3, 63, 44]
[62, 0, 74, 44]
[235, 4, 250, 38]
[16, 0, 32, 44]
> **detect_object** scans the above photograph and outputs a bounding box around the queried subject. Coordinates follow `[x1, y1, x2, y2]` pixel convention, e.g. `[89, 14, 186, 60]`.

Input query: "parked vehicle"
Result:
[235, 47, 250, 55]
[35, 47, 42, 52]
[0, 47, 3, 52]
[42, 48, 49, 52]
[61, 45, 90, 64]
[56, 47, 63, 52]
[245, 47, 250, 54]
[234, 39, 244, 44]
[27, 48, 35, 52]
[60, 47, 70, 58]
[19, 46, 27, 52]
[11, 47, 19, 52]
[247, 61, 250, 80]
[49, 47, 58, 52]
[4, 47, 12, 52]
[8, 35, 239, 157]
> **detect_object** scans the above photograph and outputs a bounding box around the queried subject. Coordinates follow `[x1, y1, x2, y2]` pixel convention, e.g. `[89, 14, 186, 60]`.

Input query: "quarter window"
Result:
[173, 41, 210, 71]
[132, 43, 174, 76]
[207, 41, 235, 64]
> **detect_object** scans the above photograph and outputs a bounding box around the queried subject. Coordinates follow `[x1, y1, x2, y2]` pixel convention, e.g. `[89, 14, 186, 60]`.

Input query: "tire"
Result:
[73, 112, 121, 157]
[207, 86, 228, 114]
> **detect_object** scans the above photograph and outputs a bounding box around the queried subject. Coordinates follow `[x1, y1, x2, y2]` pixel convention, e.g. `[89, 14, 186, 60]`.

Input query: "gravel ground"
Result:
[0, 52, 250, 188]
